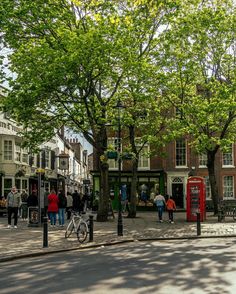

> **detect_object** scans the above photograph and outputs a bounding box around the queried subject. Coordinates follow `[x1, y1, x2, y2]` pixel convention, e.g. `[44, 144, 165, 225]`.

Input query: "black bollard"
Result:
[196, 212, 201, 236]
[117, 210, 123, 236]
[89, 215, 94, 242]
[43, 216, 48, 248]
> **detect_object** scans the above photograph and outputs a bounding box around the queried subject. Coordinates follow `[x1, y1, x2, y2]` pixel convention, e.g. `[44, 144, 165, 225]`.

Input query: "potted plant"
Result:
[121, 145, 136, 160]
[106, 144, 118, 159]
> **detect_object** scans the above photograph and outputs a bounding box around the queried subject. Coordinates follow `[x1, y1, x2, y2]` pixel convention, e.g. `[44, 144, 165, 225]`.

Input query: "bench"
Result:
[218, 201, 236, 222]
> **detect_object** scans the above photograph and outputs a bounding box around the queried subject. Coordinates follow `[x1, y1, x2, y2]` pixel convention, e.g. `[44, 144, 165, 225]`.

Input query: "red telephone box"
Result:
[186, 176, 206, 222]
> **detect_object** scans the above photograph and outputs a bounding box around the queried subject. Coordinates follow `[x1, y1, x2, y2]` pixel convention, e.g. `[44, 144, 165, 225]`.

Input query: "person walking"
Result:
[82, 192, 89, 213]
[166, 195, 176, 223]
[72, 190, 81, 214]
[154, 192, 166, 223]
[20, 189, 28, 221]
[121, 184, 128, 213]
[58, 190, 67, 227]
[6, 186, 21, 228]
[66, 192, 73, 220]
[48, 189, 59, 227]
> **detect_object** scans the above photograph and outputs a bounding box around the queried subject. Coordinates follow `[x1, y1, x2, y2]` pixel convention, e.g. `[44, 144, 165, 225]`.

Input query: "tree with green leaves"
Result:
[160, 0, 236, 214]
[0, 0, 175, 220]
[114, 63, 172, 218]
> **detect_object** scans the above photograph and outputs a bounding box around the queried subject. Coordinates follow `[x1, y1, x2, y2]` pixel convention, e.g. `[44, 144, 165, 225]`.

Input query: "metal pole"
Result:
[196, 212, 201, 236]
[38, 172, 41, 226]
[43, 216, 48, 247]
[89, 215, 94, 242]
[117, 102, 123, 236]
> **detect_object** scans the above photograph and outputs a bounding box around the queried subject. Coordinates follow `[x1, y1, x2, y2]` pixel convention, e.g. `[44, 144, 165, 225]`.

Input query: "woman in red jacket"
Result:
[48, 189, 59, 226]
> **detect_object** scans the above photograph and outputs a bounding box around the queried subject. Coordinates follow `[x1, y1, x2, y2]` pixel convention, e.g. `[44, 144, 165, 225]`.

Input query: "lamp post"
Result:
[115, 99, 124, 236]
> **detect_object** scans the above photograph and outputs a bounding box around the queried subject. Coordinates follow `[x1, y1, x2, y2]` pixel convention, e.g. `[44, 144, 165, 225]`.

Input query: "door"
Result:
[172, 183, 184, 208]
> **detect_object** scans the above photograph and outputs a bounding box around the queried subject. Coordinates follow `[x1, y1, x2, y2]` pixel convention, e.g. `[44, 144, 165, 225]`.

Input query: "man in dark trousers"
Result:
[72, 190, 81, 213]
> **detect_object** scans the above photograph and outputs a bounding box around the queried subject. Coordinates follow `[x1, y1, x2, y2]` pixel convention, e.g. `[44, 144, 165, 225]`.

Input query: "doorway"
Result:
[172, 182, 184, 208]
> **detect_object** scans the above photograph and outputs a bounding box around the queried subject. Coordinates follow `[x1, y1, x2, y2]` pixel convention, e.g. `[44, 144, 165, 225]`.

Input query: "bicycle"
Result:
[65, 211, 89, 243]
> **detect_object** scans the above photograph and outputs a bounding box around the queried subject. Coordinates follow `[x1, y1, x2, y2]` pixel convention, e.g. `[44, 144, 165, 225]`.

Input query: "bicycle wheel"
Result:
[65, 220, 74, 238]
[77, 221, 88, 243]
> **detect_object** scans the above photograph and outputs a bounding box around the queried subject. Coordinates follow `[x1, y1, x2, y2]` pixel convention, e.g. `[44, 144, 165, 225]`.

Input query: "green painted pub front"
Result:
[91, 170, 165, 211]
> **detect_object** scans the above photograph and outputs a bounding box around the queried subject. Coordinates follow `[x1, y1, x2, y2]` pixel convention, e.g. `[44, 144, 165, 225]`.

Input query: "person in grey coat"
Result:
[6, 186, 21, 228]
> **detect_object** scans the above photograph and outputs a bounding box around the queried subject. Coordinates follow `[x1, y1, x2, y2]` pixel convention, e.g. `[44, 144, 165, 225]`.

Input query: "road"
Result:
[1, 238, 236, 294]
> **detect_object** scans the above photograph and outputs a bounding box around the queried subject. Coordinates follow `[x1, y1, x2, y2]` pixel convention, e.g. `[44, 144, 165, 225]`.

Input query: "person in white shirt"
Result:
[154, 193, 166, 223]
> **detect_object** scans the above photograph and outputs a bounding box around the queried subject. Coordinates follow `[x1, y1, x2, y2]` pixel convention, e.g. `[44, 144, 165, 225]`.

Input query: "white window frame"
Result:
[45, 149, 50, 169]
[175, 139, 187, 167]
[203, 176, 211, 199]
[4, 140, 13, 161]
[138, 144, 150, 170]
[15, 143, 21, 162]
[31, 154, 37, 167]
[199, 153, 207, 168]
[222, 145, 234, 167]
[107, 137, 119, 170]
[223, 176, 234, 199]
[22, 147, 28, 164]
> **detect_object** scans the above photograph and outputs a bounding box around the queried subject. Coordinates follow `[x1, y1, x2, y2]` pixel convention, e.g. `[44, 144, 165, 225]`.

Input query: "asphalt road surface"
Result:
[1, 238, 236, 294]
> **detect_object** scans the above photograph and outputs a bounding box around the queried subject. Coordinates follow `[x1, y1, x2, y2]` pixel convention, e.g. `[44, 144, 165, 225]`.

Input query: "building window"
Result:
[45, 150, 50, 168]
[203, 176, 211, 199]
[175, 139, 186, 167]
[199, 153, 207, 167]
[138, 145, 150, 169]
[22, 147, 28, 164]
[4, 140, 13, 160]
[107, 138, 119, 169]
[15, 143, 21, 162]
[223, 176, 234, 198]
[222, 145, 233, 166]
[4, 178, 13, 197]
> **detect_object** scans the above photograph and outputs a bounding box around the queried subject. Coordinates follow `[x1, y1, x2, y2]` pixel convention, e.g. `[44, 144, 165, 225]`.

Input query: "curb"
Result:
[1, 233, 236, 263]
[0, 239, 134, 263]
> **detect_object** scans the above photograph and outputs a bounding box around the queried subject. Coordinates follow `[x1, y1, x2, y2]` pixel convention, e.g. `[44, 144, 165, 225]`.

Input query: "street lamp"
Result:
[115, 98, 125, 236]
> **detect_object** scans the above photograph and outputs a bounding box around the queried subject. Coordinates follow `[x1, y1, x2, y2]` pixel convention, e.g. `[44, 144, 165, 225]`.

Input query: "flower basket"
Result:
[122, 153, 133, 160]
[107, 151, 118, 159]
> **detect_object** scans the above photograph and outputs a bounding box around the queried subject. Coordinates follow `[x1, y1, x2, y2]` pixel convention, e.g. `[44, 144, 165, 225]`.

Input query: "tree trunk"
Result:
[207, 150, 219, 215]
[128, 157, 138, 218]
[95, 128, 109, 222]
[127, 125, 138, 218]
[97, 161, 109, 221]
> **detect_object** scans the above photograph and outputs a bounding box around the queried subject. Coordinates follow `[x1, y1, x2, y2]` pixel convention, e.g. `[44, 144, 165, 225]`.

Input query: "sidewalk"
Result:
[1, 211, 236, 262]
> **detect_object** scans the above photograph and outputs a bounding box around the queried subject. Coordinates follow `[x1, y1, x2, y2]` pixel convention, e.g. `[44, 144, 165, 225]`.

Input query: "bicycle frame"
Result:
[65, 211, 88, 241]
